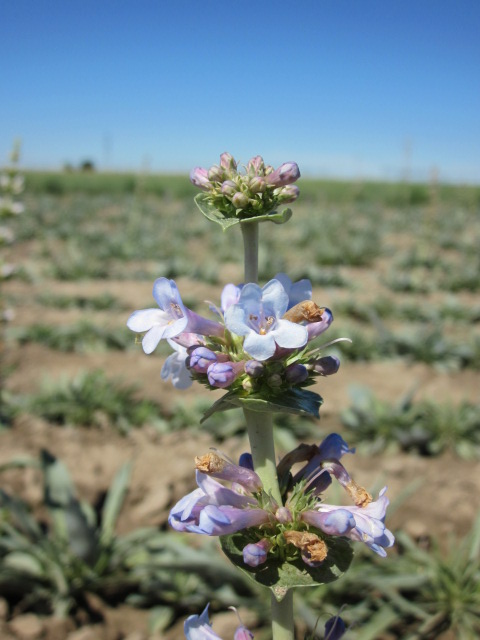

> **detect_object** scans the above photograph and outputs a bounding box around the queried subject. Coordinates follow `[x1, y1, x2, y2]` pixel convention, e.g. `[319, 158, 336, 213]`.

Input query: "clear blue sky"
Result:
[1, 0, 479, 182]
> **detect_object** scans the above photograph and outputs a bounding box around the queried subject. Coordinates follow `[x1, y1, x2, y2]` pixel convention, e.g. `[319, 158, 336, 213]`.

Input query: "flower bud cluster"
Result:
[190, 152, 300, 220]
[127, 274, 341, 399]
[169, 435, 394, 569]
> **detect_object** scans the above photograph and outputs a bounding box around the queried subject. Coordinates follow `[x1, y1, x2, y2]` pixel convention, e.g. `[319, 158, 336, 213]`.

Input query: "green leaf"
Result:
[3, 551, 44, 577]
[101, 462, 132, 544]
[201, 388, 323, 422]
[194, 194, 292, 230]
[220, 533, 353, 601]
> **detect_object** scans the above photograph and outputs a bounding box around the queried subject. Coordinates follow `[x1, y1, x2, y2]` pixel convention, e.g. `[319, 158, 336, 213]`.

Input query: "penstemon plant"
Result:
[128, 153, 394, 639]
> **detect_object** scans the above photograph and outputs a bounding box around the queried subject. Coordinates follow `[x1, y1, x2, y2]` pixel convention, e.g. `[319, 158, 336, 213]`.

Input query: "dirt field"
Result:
[1, 185, 479, 639]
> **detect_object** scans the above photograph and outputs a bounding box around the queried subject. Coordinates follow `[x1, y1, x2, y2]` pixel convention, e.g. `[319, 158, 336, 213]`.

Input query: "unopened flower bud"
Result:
[249, 176, 266, 194]
[221, 180, 237, 197]
[190, 166, 212, 190]
[266, 161, 300, 187]
[246, 155, 264, 175]
[231, 192, 249, 209]
[274, 185, 300, 203]
[275, 506, 292, 523]
[242, 378, 253, 391]
[311, 355, 340, 376]
[239, 452, 254, 470]
[324, 615, 347, 640]
[207, 164, 225, 182]
[284, 363, 309, 384]
[243, 539, 271, 567]
[207, 361, 244, 388]
[188, 346, 218, 373]
[267, 373, 282, 388]
[219, 152, 237, 171]
[244, 360, 264, 378]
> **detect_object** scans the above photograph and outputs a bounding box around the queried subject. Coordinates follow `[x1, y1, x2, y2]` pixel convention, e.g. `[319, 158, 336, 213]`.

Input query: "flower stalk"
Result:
[241, 219, 292, 638]
[271, 590, 295, 640]
[241, 221, 259, 284]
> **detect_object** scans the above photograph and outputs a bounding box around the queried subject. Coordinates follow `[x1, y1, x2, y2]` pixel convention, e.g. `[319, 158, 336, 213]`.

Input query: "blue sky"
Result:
[1, 0, 479, 182]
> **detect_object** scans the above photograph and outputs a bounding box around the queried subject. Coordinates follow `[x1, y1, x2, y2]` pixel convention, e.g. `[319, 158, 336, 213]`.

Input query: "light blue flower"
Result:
[184, 604, 254, 640]
[161, 341, 192, 389]
[224, 279, 308, 361]
[274, 272, 312, 309]
[128, 277, 224, 354]
[127, 278, 188, 354]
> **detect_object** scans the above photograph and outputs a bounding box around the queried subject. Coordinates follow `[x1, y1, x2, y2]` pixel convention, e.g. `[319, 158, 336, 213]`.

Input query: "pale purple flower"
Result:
[224, 279, 308, 361]
[303, 488, 394, 557]
[265, 161, 300, 187]
[161, 340, 192, 389]
[169, 471, 271, 535]
[306, 308, 334, 340]
[195, 451, 262, 493]
[279, 434, 355, 496]
[221, 283, 242, 313]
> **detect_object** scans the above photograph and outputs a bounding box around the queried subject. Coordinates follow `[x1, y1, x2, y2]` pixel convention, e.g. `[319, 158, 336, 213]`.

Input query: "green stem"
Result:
[241, 218, 295, 639]
[241, 221, 259, 283]
[243, 408, 281, 505]
[271, 590, 295, 640]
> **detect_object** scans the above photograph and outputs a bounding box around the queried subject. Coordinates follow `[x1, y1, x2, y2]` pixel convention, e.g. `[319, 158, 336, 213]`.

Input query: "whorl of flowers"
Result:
[127, 274, 341, 398]
[190, 153, 300, 220]
[169, 434, 394, 568]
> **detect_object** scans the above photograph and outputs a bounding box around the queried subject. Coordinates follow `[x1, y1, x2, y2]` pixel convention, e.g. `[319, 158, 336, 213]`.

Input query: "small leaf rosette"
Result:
[190, 152, 300, 229]
[127, 273, 346, 419]
[169, 434, 394, 597]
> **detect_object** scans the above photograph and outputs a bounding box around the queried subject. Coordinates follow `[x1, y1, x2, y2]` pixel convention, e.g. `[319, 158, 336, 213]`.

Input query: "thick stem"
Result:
[243, 408, 281, 504]
[241, 218, 295, 639]
[271, 590, 295, 640]
[241, 222, 259, 283]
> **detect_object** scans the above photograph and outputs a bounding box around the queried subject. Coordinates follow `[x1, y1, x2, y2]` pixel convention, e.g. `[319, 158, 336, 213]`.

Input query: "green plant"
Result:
[0, 452, 261, 629]
[27, 371, 165, 433]
[13, 322, 133, 353]
[297, 514, 480, 639]
[341, 386, 480, 457]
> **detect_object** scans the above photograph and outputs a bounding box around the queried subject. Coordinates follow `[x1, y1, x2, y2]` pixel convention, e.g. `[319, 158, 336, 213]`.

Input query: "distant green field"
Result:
[24, 170, 480, 207]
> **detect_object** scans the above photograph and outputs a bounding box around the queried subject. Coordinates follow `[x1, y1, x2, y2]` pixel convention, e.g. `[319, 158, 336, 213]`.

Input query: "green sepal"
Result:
[220, 533, 353, 601]
[201, 388, 323, 423]
[194, 194, 292, 230]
